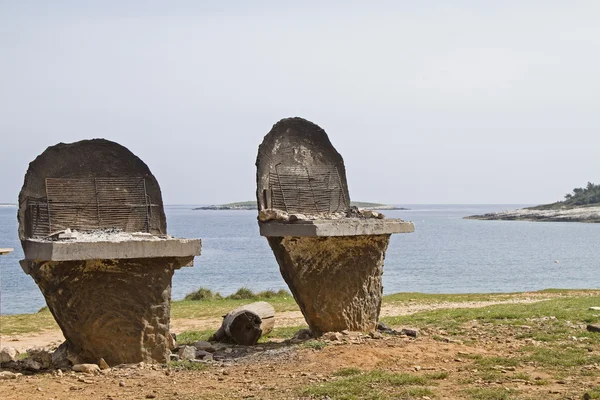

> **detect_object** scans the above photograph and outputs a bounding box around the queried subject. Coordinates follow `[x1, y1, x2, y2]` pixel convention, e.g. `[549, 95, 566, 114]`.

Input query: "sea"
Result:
[1, 204, 599, 315]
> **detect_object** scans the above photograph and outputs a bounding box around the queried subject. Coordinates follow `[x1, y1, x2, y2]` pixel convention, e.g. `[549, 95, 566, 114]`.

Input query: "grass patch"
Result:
[520, 345, 600, 368]
[302, 340, 329, 350]
[425, 371, 449, 380]
[464, 387, 516, 400]
[301, 370, 433, 400]
[585, 386, 600, 399]
[382, 295, 600, 334]
[184, 287, 291, 302]
[0, 308, 58, 335]
[176, 329, 214, 344]
[333, 368, 362, 377]
[184, 288, 223, 301]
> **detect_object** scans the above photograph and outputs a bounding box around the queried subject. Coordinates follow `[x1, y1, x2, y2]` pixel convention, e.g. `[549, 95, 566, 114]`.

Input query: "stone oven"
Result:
[18, 139, 201, 366]
[256, 117, 414, 335]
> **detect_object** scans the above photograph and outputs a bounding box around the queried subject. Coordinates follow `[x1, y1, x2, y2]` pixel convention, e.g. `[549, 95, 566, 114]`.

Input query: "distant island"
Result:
[194, 201, 409, 211]
[466, 182, 600, 223]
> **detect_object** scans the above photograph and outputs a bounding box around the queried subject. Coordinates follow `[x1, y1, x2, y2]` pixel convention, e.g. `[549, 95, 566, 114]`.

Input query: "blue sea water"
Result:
[1, 204, 599, 315]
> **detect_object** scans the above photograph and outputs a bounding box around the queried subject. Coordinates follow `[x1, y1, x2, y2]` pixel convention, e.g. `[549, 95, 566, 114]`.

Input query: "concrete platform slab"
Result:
[23, 238, 201, 261]
[259, 218, 415, 237]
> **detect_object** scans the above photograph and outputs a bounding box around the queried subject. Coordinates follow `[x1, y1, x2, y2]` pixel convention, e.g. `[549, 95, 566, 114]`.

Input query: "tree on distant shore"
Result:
[564, 182, 600, 205]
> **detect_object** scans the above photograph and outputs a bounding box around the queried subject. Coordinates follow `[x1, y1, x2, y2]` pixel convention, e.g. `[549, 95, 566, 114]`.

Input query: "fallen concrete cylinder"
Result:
[18, 139, 201, 366]
[256, 117, 414, 335]
[210, 301, 275, 345]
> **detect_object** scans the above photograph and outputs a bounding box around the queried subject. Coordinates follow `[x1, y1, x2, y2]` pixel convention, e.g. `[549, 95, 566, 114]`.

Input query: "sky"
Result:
[1, 1, 599, 205]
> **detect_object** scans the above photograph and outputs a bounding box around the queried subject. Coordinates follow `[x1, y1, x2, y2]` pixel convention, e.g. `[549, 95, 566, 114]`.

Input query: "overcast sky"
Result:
[1, 1, 599, 205]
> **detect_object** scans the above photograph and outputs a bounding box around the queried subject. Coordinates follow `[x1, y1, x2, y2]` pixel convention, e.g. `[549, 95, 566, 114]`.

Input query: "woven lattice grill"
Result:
[268, 165, 349, 214]
[27, 177, 158, 237]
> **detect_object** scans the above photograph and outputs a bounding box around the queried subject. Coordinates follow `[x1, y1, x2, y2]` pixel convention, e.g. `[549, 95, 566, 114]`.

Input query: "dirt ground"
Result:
[1, 294, 598, 399]
[1, 334, 596, 400]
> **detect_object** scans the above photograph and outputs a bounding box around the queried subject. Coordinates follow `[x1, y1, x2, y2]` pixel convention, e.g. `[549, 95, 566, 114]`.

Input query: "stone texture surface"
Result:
[17, 139, 166, 240]
[255, 117, 350, 213]
[267, 234, 391, 335]
[26, 256, 193, 366]
[258, 219, 415, 237]
[22, 237, 201, 262]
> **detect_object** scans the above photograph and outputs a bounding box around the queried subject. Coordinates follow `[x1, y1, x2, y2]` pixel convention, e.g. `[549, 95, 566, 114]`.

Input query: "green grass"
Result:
[1, 289, 597, 338]
[464, 387, 517, 400]
[302, 340, 329, 350]
[301, 370, 434, 400]
[382, 294, 600, 333]
[585, 386, 600, 399]
[176, 329, 214, 344]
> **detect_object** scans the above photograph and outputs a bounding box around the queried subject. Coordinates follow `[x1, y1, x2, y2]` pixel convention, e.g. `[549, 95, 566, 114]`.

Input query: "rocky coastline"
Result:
[465, 205, 600, 223]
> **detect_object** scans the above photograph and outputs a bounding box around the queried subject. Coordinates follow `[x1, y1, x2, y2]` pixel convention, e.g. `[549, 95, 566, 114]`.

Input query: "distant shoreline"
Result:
[193, 201, 409, 211]
[465, 204, 600, 223]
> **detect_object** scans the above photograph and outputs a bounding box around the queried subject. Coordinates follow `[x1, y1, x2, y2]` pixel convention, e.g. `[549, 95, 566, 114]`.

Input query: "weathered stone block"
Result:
[26, 256, 192, 366]
[267, 235, 390, 335]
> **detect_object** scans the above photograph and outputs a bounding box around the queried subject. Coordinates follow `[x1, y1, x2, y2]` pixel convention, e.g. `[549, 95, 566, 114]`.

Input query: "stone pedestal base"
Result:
[267, 235, 390, 335]
[25, 257, 192, 366]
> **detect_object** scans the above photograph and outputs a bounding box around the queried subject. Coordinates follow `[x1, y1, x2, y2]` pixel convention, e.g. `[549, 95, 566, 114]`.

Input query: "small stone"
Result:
[376, 322, 390, 331]
[36, 387, 42, 392]
[27, 347, 53, 368]
[98, 358, 110, 370]
[195, 350, 213, 361]
[56, 369, 64, 377]
[292, 329, 312, 341]
[0, 347, 19, 363]
[169, 354, 180, 362]
[288, 213, 307, 222]
[414, 366, 421, 371]
[401, 328, 419, 338]
[193, 341, 216, 353]
[146, 394, 157, 399]
[588, 307, 600, 311]
[323, 332, 343, 341]
[586, 324, 600, 333]
[72, 364, 100, 374]
[23, 358, 42, 371]
[178, 345, 197, 361]
[119, 381, 126, 387]
[369, 331, 383, 339]
[0, 371, 17, 380]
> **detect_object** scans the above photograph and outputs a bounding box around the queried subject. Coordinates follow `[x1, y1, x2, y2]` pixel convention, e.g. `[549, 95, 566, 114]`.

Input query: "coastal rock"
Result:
[193, 341, 216, 353]
[178, 346, 197, 361]
[465, 205, 600, 223]
[27, 347, 52, 369]
[72, 363, 100, 374]
[23, 358, 42, 371]
[268, 235, 390, 335]
[292, 329, 313, 341]
[0, 347, 19, 363]
[98, 358, 110, 370]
